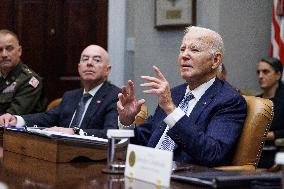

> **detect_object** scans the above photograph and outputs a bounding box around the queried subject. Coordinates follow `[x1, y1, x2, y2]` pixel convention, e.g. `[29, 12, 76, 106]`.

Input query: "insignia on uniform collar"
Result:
[24, 68, 32, 74]
[2, 81, 17, 93]
[29, 76, 39, 88]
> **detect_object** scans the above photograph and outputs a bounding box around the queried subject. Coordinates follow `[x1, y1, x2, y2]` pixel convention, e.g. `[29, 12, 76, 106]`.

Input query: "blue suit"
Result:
[23, 82, 120, 138]
[132, 79, 247, 167]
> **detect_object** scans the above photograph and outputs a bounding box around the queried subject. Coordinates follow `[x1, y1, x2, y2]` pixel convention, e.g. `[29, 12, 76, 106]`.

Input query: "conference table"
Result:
[0, 147, 211, 189]
[0, 130, 277, 189]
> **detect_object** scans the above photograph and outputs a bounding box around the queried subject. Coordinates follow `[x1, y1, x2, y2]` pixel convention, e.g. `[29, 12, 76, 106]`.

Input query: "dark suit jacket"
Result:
[132, 79, 247, 167]
[23, 82, 121, 138]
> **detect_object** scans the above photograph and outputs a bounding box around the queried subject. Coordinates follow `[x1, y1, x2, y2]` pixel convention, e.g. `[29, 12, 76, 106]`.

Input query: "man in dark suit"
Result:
[0, 45, 120, 138]
[117, 26, 247, 167]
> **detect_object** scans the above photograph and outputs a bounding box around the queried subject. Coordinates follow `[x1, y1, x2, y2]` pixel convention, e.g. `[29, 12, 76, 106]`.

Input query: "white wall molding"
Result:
[108, 0, 127, 86]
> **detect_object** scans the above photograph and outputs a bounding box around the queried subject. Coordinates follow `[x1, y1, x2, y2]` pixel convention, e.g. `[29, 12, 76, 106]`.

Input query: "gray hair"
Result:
[184, 26, 224, 62]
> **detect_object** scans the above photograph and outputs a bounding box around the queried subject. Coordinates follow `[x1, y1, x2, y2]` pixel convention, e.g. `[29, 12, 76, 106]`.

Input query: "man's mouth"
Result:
[180, 62, 192, 68]
[0, 60, 11, 64]
[83, 70, 95, 73]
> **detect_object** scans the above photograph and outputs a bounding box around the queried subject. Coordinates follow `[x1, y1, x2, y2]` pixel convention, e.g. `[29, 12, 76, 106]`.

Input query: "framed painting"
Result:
[155, 0, 196, 29]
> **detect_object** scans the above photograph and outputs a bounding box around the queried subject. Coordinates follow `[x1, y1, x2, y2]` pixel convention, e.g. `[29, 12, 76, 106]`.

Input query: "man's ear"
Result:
[77, 63, 80, 73]
[18, 45, 22, 57]
[211, 53, 222, 70]
[106, 64, 111, 75]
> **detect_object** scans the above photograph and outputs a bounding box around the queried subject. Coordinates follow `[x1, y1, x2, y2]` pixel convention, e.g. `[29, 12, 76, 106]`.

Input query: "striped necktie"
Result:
[159, 92, 194, 151]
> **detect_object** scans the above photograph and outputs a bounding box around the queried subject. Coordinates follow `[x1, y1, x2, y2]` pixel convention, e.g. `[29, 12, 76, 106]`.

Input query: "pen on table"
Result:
[4, 125, 26, 132]
[172, 165, 194, 173]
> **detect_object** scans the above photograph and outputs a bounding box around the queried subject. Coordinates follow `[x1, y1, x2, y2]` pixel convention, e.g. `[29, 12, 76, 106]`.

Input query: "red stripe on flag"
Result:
[272, 1, 284, 65]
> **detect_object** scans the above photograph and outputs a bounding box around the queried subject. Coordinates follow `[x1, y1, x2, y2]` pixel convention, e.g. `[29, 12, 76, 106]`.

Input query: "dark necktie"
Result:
[159, 92, 194, 151]
[70, 93, 92, 128]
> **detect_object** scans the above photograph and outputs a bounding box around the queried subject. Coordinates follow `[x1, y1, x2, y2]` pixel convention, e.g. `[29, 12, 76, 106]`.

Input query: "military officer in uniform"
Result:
[0, 29, 46, 115]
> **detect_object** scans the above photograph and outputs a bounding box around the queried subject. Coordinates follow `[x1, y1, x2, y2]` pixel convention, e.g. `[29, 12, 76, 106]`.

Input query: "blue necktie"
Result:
[159, 92, 194, 151]
[70, 93, 92, 128]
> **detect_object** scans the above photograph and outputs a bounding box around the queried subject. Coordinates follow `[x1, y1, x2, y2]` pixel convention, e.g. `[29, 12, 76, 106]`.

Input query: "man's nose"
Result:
[258, 72, 264, 79]
[182, 48, 191, 57]
[1, 49, 8, 57]
[182, 52, 190, 59]
[86, 60, 94, 66]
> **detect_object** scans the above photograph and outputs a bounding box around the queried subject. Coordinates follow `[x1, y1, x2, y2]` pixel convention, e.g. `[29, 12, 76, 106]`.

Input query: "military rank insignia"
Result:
[2, 82, 17, 93]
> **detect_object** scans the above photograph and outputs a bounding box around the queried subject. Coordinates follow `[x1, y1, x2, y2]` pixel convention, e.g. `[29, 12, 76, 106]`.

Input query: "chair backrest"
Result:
[46, 98, 62, 111]
[231, 96, 273, 168]
[134, 104, 148, 126]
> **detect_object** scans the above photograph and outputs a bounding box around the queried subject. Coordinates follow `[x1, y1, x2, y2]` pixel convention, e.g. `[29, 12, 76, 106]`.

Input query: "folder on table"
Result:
[171, 170, 281, 188]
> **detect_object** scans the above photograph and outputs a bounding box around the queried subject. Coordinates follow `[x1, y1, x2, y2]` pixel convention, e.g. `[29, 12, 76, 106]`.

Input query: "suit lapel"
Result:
[150, 80, 223, 147]
[149, 84, 187, 147]
[189, 79, 223, 122]
[80, 82, 109, 128]
[172, 83, 188, 106]
[65, 89, 83, 126]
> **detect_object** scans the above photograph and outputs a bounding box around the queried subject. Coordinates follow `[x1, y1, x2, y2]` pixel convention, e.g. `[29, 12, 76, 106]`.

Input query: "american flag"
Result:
[270, 0, 284, 68]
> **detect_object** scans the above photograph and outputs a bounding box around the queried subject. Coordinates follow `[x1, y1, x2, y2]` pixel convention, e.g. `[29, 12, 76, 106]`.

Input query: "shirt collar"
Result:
[83, 82, 104, 97]
[186, 77, 216, 101]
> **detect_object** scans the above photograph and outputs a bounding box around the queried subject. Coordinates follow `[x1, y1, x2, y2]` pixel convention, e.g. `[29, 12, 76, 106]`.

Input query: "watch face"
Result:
[73, 127, 80, 134]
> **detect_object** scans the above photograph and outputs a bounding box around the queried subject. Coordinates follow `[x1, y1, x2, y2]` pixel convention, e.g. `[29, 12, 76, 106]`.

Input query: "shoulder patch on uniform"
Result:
[29, 76, 39, 88]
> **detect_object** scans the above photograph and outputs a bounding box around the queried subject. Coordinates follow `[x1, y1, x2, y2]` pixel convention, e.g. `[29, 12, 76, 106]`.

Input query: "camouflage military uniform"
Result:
[0, 62, 46, 115]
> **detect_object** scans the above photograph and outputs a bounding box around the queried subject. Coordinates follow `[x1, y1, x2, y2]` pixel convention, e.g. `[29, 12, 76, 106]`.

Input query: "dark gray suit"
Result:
[23, 82, 120, 138]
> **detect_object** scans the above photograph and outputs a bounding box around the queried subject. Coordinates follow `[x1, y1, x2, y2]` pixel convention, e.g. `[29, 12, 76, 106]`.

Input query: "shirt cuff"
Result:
[164, 108, 185, 128]
[15, 115, 26, 128]
[118, 117, 135, 129]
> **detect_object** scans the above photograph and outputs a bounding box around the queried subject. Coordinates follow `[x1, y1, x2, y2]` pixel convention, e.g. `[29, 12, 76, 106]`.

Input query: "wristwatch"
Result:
[72, 127, 80, 135]
[72, 127, 87, 136]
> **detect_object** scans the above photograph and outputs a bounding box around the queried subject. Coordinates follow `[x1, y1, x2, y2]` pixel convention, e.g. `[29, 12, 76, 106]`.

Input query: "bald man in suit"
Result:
[0, 45, 120, 138]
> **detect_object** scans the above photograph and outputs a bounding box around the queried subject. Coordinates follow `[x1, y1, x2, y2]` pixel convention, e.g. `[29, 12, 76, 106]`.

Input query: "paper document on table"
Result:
[27, 128, 108, 143]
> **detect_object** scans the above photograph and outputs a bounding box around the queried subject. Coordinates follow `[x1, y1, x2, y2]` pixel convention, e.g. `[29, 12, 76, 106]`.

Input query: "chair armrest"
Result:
[214, 165, 256, 171]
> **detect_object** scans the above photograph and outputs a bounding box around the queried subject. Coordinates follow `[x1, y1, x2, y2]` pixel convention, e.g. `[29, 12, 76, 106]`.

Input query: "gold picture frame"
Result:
[155, 0, 196, 29]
